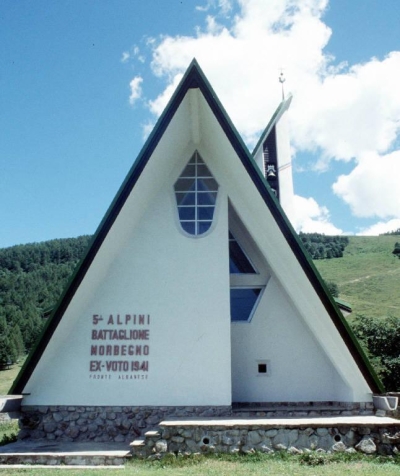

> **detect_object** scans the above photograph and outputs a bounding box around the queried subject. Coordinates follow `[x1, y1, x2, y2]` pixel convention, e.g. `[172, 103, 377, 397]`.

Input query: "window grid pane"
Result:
[198, 221, 212, 234]
[181, 222, 196, 234]
[178, 207, 195, 220]
[176, 192, 195, 205]
[174, 152, 218, 236]
[197, 192, 217, 205]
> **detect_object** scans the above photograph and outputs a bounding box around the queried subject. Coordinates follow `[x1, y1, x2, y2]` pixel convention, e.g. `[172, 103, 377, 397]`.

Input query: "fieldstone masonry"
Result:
[133, 422, 400, 457]
[17, 402, 400, 457]
[18, 402, 376, 442]
[18, 405, 231, 442]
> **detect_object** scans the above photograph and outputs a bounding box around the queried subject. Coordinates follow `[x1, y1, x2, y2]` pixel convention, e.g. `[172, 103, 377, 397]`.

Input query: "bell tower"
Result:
[252, 93, 295, 223]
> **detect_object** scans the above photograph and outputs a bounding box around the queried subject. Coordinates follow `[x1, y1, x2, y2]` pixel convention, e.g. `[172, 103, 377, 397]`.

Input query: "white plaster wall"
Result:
[24, 180, 231, 406]
[23, 91, 232, 406]
[231, 278, 351, 402]
[194, 92, 372, 402]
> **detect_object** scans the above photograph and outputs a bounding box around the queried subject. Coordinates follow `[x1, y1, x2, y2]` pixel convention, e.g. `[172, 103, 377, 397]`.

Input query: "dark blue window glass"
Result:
[174, 152, 218, 236]
[176, 192, 195, 206]
[175, 178, 195, 193]
[198, 192, 217, 206]
[178, 207, 195, 220]
[198, 221, 212, 234]
[181, 222, 196, 234]
[229, 233, 257, 274]
[198, 207, 214, 220]
[230, 288, 261, 322]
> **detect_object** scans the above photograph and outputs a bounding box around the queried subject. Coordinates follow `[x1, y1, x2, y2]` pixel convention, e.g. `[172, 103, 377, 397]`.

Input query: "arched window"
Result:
[174, 152, 218, 236]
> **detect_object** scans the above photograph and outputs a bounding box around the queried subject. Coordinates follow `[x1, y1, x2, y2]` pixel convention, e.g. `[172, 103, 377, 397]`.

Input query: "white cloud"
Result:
[129, 76, 143, 106]
[292, 195, 343, 235]
[132, 45, 146, 63]
[127, 0, 400, 233]
[217, 0, 233, 15]
[292, 52, 400, 168]
[196, 0, 233, 14]
[358, 219, 400, 236]
[333, 150, 400, 219]
[142, 121, 155, 141]
[147, 74, 183, 116]
[147, 0, 333, 145]
[121, 46, 146, 65]
[121, 51, 130, 63]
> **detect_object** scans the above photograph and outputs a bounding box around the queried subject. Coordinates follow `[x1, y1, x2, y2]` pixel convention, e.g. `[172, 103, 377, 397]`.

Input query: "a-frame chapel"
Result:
[9, 60, 384, 442]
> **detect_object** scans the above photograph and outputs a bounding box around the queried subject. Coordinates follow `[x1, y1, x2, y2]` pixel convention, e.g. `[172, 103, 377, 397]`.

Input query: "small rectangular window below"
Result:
[258, 363, 267, 374]
[257, 360, 270, 376]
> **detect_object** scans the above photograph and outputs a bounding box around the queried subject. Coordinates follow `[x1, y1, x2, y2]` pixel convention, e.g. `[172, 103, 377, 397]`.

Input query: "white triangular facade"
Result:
[17, 70, 376, 409]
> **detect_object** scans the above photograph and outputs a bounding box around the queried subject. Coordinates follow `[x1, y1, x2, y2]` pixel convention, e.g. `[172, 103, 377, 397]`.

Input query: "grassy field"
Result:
[0, 452, 399, 475]
[0, 362, 21, 448]
[314, 235, 400, 320]
[0, 361, 25, 396]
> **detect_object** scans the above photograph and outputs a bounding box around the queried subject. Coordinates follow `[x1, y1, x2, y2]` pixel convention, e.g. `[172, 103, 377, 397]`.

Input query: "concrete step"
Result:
[144, 430, 161, 438]
[130, 437, 151, 458]
[0, 454, 127, 466]
[151, 415, 400, 455]
[130, 428, 163, 459]
[125, 416, 400, 457]
[232, 403, 374, 416]
[0, 440, 131, 466]
[233, 406, 340, 412]
[130, 438, 146, 447]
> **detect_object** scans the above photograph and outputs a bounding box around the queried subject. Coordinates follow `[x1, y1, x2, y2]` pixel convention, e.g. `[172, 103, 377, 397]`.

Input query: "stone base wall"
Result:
[232, 401, 375, 418]
[17, 402, 389, 444]
[18, 406, 231, 443]
[137, 424, 400, 457]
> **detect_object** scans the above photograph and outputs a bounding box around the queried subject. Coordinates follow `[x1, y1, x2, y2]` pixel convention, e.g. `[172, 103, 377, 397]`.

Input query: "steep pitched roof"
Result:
[11, 59, 383, 395]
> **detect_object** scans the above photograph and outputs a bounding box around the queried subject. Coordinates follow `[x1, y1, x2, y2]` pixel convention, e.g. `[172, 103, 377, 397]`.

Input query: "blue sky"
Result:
[1, 0, 400, 248]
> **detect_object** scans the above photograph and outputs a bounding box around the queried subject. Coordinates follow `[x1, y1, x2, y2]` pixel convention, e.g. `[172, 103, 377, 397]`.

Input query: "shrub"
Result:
[351, 315, 400, 391]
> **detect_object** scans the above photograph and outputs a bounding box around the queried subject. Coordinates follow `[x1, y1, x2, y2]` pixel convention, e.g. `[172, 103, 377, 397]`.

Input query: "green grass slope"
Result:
[314, 236, 400, 320]
[0, 361, 24, 395]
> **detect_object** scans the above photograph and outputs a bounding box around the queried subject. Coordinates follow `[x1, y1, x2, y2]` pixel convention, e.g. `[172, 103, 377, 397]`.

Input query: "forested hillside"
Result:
[0, 236, 91, 366]
[299, 233, 349, 259]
